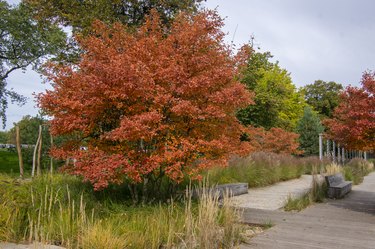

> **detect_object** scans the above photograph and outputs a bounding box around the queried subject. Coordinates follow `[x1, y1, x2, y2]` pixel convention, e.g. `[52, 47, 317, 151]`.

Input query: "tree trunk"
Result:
[15, 126, 24, 178]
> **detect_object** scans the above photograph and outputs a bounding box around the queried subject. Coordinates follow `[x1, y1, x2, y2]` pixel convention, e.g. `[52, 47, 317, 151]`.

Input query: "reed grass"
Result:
[208, 152, 308, 188]
[284, 174, 327, 212]
[0, 174, 243, 248]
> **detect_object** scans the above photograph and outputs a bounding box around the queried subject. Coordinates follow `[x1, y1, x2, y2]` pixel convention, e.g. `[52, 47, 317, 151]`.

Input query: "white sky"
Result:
[3, 0, 375, 130]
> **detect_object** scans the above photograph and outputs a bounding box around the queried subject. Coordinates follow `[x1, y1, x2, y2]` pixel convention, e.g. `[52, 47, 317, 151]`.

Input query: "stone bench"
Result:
[193, 183, 248, 199]
[325, 173, 352, 199]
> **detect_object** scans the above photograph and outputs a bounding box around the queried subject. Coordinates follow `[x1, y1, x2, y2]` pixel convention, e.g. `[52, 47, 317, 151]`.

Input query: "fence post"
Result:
[15, 126, 24, 178]
[32, 125, 42, 177]
[319, 134, 323, 161]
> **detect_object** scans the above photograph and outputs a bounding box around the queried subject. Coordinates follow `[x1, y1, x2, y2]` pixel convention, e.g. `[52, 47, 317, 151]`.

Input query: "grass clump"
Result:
[324, 163, 342, 175]
[284, 175, 327, 212]
[208, 152, 306, 188]
[343, 159, 374, 185]
[0, 173, 244, 249]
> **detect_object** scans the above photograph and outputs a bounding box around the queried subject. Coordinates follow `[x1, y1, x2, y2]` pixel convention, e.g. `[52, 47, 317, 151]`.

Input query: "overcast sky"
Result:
[3, 0, 375, 130]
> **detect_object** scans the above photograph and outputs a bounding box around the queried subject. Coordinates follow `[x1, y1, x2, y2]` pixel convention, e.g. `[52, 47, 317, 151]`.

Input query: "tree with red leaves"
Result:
[38, 10, 254, 192]
[325, 72, 375, 151]
[247, 126, 301, 155]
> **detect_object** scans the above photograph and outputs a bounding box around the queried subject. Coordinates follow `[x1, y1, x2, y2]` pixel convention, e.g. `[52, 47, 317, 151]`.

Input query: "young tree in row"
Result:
[237, 51, 305, 131]
[38, 11, 253, 190]
[325, 72, 375, 151]
[296, 106, 324, 156]
[247, 127, 301, 155]
[302, 80, 343, 119]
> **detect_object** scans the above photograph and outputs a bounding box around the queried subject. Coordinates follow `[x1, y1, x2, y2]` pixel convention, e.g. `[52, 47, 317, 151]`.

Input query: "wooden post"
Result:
[37, 126, 42, 176]
[50, 134, 54, 174]
[32, 125, 42, 177]
[15, 126, 24, 178]
[319, 134, 323, 161]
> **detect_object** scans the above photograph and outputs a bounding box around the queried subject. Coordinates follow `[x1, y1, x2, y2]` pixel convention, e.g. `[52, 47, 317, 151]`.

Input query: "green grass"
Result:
[0, 149, 23, 175]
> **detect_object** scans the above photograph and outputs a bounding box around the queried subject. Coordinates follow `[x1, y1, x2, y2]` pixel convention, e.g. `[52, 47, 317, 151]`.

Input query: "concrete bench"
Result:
[193, 183, 248, 199]
[325, 173, 352, 199]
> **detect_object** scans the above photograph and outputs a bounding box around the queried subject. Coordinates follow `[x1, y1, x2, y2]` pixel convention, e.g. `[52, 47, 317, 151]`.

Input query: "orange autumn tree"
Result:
[325, 72, 375, 151]
[38, 10, 254, 191]
[247, 126, 301, 155]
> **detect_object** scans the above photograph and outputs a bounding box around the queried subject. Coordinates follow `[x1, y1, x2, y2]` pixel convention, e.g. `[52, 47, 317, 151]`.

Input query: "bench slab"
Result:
[325, 173, 352, 199]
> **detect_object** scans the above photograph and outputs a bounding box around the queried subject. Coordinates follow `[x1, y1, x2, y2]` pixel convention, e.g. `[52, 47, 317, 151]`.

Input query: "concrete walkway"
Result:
[232, 175, 320, 210]
[0, 243, 64, 249]
[240, 172, 375, 249]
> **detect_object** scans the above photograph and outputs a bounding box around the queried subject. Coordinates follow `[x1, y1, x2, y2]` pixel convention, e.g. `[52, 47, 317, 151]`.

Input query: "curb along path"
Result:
[240, 172, 375, 249]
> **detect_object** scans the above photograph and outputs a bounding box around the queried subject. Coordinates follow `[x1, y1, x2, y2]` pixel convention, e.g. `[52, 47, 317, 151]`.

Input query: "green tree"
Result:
[0, 130, 8, 143]
[8, 115, 47, 145]
[0, 1, 66, 126]
[302, 80, 343, 119]
[8, 115, 51, 168]
[237, 51, 305, 131]
[296, 106, 324, 156]
[25, 0, 204, 33]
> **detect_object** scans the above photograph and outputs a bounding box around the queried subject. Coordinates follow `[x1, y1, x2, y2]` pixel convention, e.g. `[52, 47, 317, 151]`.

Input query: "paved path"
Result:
[240, 172, 375, 249]
[0, 243, 64, 249]
[232, 175, 321, 210]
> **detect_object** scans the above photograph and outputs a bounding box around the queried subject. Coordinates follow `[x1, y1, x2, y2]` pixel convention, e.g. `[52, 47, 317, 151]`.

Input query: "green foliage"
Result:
[0, 149, 27, 175]
[238, 51, 306, 131]
[302, 80, 343, 119]
[296, 106, 324, 156]
[207, 152, 307, 188]
[8, 115, 47, 145]
[0, 131, 8, 143]
[8, 115, 54, 171]
[26, 0, 204, 33]
[0, 1, 66, 126]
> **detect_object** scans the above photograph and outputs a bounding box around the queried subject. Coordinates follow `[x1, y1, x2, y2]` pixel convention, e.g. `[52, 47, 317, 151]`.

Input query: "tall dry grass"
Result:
[0, 174, 243, 249]
[324, 163, 343, 175]
[208, 152, 308, 187]
[343, 159, 374, 184]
